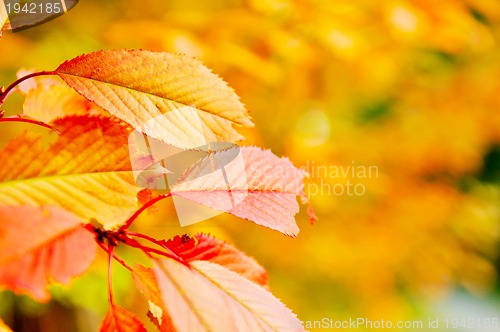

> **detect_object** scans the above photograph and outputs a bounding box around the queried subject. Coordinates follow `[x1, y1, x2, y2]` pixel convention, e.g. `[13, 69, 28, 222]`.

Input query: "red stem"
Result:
[95, 237, 133, 272]
[124, 238, 181, 261]
[127, 232, 189, 266]
[127, 231, 168, 248]
[107, 243, 114, 305]
[0, 71, 57, 104]
[119, 193, 172, 231]
[0, 115, 53, 130]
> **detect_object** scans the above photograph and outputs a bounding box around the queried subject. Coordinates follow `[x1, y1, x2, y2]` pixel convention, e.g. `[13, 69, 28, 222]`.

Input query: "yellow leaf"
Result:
[0, 1, 10, 35]
[55, 50, 253, 149]
[25, 82, 106, 123]
[0, 116, 141, 229]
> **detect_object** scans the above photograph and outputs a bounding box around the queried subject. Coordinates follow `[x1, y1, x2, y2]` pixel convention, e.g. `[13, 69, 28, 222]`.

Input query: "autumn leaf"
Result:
[133, 233, 270, 330]
[100, 304, 147, 332]
[164, 234, 268, 286]
[147, 258, 305, 332]
[55, 49, 253, 149]
[132, 265, 176, 332]
[0, 205, 96, 302]
[23, 83, 101, 122]
[170, 146, 311, 236]
[0, 115, 141, 229]
[0, 45, 312, 330]
[0, 5, 9, 36]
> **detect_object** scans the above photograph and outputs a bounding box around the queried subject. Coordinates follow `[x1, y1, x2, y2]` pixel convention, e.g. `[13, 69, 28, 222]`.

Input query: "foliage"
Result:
[0, 49, 314, 331]
[1, 0, 500, 330]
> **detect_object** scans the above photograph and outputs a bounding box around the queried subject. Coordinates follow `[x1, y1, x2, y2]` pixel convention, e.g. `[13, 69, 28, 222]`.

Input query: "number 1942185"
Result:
[444, 317, 499, 329]
[6, 2, 63, 15]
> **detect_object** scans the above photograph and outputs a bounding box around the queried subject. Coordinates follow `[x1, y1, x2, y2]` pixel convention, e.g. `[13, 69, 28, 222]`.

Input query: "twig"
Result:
[119, 193, 172, 231]
[95, 237, 133, 272]
[0, 115, 53, 130]
[106, 243, 114, 305]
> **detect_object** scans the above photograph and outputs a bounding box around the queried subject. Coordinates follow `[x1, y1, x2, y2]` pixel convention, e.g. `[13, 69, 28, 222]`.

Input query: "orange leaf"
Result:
[165, 234, 268, 286]
[100, 304, 147, 332]
[132, 265, 176, 332]
[150, 259, 305, 332]
[0, 115, 141, 229]
[0, 6, 9, 36]
[0, 206, 96, 302]
[171, 146, 312, 236]
[55, 49, 253, 149]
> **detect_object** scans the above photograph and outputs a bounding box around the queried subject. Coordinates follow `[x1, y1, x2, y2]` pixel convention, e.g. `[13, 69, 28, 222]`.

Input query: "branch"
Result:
[0, 115, 54, 130]
[119, 193, 172, 231]
[127, 231, 168, 248]
[84, 223, 135, 272]
[95, 240, 133, 272]
[107, 243, 114, 305]
[127, 231, 189, 266]
[123, 237, 188, 266]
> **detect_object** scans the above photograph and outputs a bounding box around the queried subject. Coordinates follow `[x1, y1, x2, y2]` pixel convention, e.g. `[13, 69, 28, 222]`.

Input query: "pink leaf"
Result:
[0, 206, 97, 302]
[152, 258, 305, 332]
[171, 146, 312, 237]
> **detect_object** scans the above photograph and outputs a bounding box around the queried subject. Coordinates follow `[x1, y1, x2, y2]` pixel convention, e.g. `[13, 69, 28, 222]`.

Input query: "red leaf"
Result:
[100, 304, 147, 332]
[171, 146, 313, 237]
[0, 206, 96, 302]
[164, 234, 268, 286]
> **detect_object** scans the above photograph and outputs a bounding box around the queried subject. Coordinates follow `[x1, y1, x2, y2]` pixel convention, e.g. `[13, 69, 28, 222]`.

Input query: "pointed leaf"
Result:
[55, 50, 253, 149]
[0, 116, 141, 229]
[100, 304, 147, 332]
[0, 206, 96, 302]
[150, 259, 305, 332]
[171, 146, 311, 236]
[164, 234, 268, 286]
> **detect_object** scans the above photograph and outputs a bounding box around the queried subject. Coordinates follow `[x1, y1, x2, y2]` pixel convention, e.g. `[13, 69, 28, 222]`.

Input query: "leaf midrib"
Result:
[57, 73, 249, 127]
